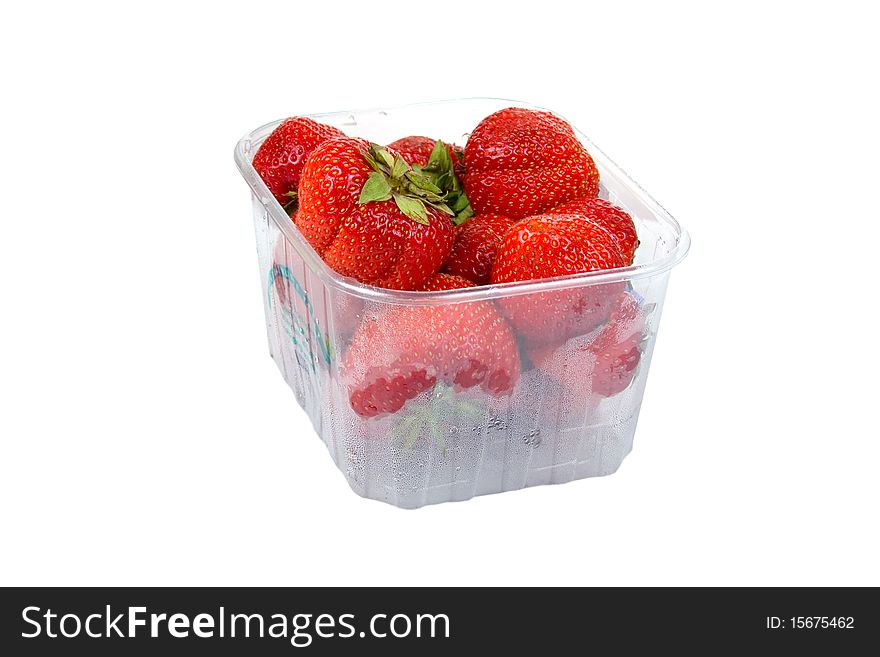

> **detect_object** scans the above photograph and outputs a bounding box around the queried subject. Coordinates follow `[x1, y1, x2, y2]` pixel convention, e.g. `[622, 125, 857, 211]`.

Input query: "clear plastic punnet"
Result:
[234, 99, 689, 508]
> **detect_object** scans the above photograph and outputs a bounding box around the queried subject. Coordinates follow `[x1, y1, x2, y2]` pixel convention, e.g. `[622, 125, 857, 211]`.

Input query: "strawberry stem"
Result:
[357, 143, 458, 225]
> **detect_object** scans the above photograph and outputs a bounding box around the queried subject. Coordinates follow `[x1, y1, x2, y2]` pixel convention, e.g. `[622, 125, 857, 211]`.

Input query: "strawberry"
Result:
[528, 292, 648, 398]
[252, 117, 344, 208]
[491, 213, 627, 345]
[442, 213, 516, 285]
[547, 197, 639, 264]
[343, 274, 521, 417]
[463, 108, 600, 220]
[388, 136, 465, 175]
[526, 335, 598, 402]
[588, 291, 648, 397]
[295, 138, 455, 291]
[418, 272, 475, 291]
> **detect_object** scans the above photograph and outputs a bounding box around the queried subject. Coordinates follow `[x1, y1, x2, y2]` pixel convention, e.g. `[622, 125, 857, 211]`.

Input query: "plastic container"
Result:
[234, 98, 689, 508]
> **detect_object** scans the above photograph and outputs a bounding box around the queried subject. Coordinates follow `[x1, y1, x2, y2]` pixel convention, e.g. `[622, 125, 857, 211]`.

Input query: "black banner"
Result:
[1, 587, 875, 654]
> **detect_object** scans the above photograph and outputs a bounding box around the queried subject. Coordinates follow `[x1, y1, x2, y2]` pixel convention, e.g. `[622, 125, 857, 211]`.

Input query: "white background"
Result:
[2, 1, 878, 586]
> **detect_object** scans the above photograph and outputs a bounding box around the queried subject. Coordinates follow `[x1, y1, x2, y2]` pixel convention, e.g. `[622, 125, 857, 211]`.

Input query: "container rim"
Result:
[234, 97, 690, 306]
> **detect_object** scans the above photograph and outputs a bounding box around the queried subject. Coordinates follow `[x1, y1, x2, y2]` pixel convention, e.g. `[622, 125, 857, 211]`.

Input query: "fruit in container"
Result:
[252, 117, 345, 208]
[343, 273, 521, 418]
[463, 107, 600, 220]
[491, 213, 627, 345]
[388, 136, 472, 226]
[252, 107, 642, 411]
[547, 197, 639, 264]
[442, 213, 516, 285]
[418, 272, 475, 291]
[237, 99, 690, 508]
[295, 138, 455, 291]
[527, 291, 650, 398]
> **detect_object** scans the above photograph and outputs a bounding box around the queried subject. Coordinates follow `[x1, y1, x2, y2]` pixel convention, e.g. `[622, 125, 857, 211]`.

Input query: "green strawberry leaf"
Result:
[449, 194, 469, 213]
[371, 144, 395, 170]
[408, 139, 473, 225]
[358, 148, 380, 172]
[359, 171, 393, 204]
[359, 140, 472, 225]
[452, 204, 474, 225]
[391, 155, 409, 179]
[403, 422, 422, 451]
[393, 413, 420, 442]
[429, 417, 446, 457]
[393, 194, 429, 224]
[392, 383, 488, 455]
[458, 402, 484, 422]
[426, 139, 452, 172]
[426, 200, 455, 216]
[410, 188, 440, 202]
[405, 171, 443, 194]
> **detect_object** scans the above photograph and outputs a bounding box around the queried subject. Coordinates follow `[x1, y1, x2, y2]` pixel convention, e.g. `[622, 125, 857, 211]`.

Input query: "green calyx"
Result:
[416, 140, 473, 226]
[357, 141, 473, 226]
[358, 143, 452, 225]
[389, 383, 485, 457]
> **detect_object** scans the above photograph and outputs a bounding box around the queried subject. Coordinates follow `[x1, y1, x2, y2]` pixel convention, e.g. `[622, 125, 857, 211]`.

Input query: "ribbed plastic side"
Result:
[251, 194, 673, 508]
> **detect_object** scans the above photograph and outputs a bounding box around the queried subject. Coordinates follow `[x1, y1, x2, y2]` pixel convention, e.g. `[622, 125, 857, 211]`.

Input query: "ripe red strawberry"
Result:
[252, 117, 344, 207]
[442, 213, 516, 285]
[418, 272, 475, 291]
[388, 136, 465, 175]
[528, 292, 648, 397]
[343, 281, 521, 417]
[296, 138, 455, 291]
[547, 197, 639, 264]
[588, 291, 647, 396]
[463, 108, 600, 220]
[491, 213, 626, 345]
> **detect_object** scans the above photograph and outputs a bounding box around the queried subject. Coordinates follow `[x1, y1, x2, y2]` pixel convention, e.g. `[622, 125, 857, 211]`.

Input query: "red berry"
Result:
[528, 292, 647, 398]
[296, 137, 454, 291]
[442, 213, 516, 285]
[525, 336, 598, 400]
[252, 117, 344, 205]
[491, 213, 626, 345]
[343, 296, 521, 418]
[463, 108, 599, 220]
[548, 197, 639, 264]
[418, 272, 475, 291]
[588, 292, 646, 397]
